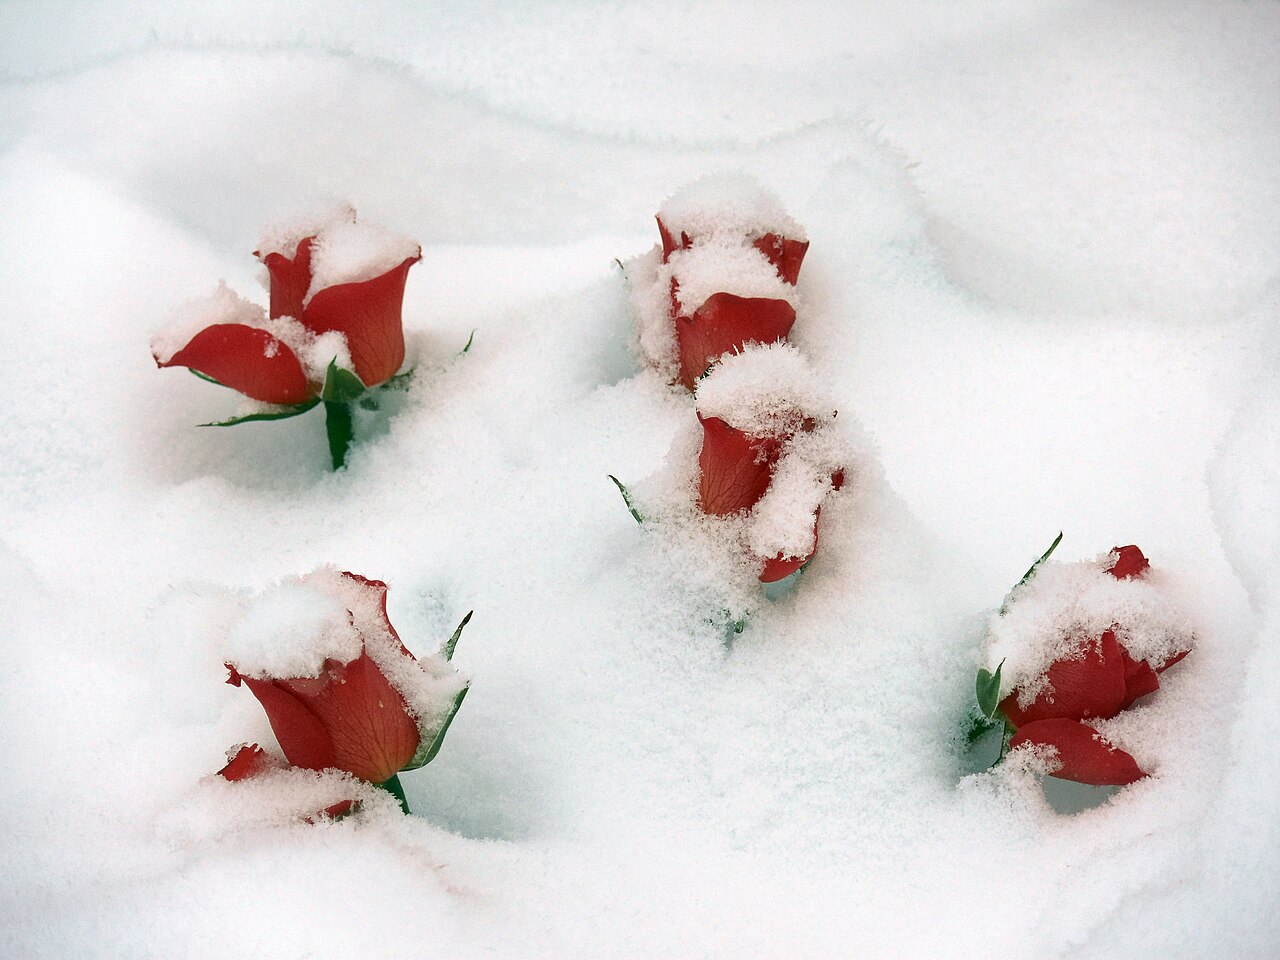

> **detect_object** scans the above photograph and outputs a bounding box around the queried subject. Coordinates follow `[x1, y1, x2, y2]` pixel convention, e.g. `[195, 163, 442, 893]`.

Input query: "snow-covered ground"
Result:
[2, 3, 1278, 957]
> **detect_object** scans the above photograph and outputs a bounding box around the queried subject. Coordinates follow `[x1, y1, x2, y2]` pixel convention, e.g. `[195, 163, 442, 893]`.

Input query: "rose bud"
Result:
[152, 208, 421, 405]
[988, 544, 1195, 786]
[626, 176, 807, 390]
[694, 343, 850, 582]
[223, 569, 469, 789]
[216, 742, 356, 820]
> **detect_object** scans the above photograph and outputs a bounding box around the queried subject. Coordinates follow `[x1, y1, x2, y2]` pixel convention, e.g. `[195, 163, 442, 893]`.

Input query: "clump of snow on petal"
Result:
[223, 570, 362, 679]
[255, 203, 356, 261]
[668, 238, 799, 315]
[658, 173, 806, 244]
[986, 554, 1197, 705]
[624, 246, 678, 376]
[747, 427, 855, 561]
[149, 282, 265, 363]
[262, 316, 353, 384]
[304, 219, 421, 305]
[695, 341, 833, 437]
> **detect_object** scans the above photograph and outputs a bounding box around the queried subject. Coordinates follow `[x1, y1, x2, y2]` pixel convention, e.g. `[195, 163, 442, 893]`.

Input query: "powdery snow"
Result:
[1, 3, 1278, 959]
[658, 173, 807, 245]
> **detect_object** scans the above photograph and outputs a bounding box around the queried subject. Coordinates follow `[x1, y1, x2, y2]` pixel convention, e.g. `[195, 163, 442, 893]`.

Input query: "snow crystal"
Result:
[986, 552, 1197, 705]
[624, 246, 679, 373]
[747, 428, 854, 561]
[149, 282, 265, 364]
[304, 218, 421, 306]
[223, 572, 362, 679]
[262, 315, 353, 384]
[255, 202, 355, 261]
[657, 173, 806, 245]
[694, 341, 833, 437]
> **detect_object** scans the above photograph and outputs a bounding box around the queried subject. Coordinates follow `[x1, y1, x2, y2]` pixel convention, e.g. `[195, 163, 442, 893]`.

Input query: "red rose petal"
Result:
[697, 415, 784, 515]
[1119, 647, 1162, 709]
[1154, 648, 1191, 673]
[157, 323, 311, 405]
[1000, 630, 1128, 727]
[258, 237, 315, 322]
[758, 513, 820, 583]
[676, 293, 796, 390]
[753, 233, 809, 285]
[656, 216, 689, 261]
[280, 651, 421, 785]
[301, 254, 419, 387]
[217, 743, 277, 781]
[234, 672, 337, 773]
[1010, 718, 1148, 786]
[1107, 545, 1150, 580]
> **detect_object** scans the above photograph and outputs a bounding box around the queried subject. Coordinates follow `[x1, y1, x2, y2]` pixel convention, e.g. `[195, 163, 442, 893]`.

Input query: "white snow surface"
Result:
[2, 3, 1279, 959]
[303, 217, 421, 305]
[695, 341, 833, 436]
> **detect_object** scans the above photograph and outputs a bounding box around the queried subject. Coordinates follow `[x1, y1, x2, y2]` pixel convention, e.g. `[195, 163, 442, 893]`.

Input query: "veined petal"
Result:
[1119, 647, 1162, 709]
[228, 667, 336, 772]
[301, 254, 420, 387]
[157, 323, 310, 405]
[753, 233, 809, 285]
[282, 652, 421, 784]
[1010, 718, 1147, 786]
[697, 415, 784, 515]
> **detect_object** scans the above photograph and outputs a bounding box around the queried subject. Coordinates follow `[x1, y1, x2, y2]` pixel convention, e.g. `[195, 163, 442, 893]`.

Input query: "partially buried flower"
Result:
[153, 208, 421, 405]
[988, 545, 1193, 786]
[223, 569, 469, 795]
[627, 175, 808, 390]
[216, 742, 356, 821]
[694, 342, 848, 582]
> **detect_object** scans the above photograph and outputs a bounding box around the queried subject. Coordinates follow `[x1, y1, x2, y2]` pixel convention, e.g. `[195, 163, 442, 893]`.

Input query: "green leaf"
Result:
[607, 474, 644, 524]
[999, 530, 1063, 615]
[198, 398, 320, 427]
[357, 394, 381, 411]
[964, 712, 997, 744]
[402, 685, 469, 771]
[323, 400, 353, 470]
[460, 330, 475, 354]
[442, 610, 472, 661]
[976, 659, 1005, 721]
[321, 357, 366, 404]
[190, 369, 228, 387]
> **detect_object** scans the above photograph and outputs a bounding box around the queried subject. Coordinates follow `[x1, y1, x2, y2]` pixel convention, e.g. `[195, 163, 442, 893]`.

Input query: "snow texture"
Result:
[1, 3, 1278, 959]
[658, 173, 807, 245]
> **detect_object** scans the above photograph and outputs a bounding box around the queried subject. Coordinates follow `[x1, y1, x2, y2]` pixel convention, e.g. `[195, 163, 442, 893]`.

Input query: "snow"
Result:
[149, 282, 265, 364]
[223, 572, 362, 679]
[2, 3, 1279, 959]
[694, 341, 832, 436]
[657, 173, 807, 245]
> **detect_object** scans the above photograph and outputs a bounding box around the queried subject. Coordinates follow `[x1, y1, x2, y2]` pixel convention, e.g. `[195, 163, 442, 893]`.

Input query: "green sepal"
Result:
[607, 474, 644, 524]
[461, 330, 475, 354]
[321, 358, 366, 403]
[442, 610, 472, 661]
[976, 658, 1005, 721]
[199, 398, 320, 427]
[378, 772, 411, 815]
[190, 369, 228, 387]
[1000, 531, 1063, 614]
[401, 684, 469, 771]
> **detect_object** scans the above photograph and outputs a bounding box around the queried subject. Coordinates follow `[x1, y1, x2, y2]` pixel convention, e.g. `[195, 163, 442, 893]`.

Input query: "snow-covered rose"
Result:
[224, 570, 468, 787]
[997, 546, 1194, 786]
[152, 210, 420, 404]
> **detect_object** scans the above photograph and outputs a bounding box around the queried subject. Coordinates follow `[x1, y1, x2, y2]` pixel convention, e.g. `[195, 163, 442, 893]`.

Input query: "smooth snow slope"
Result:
[1, 3, 1278, 958]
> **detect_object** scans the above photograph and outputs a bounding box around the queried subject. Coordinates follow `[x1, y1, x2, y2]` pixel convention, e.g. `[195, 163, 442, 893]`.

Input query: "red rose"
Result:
[154, 218, 420, 405]
[226, 571, 467, 787]
[695, 412, 844, 583]
[657, 214, 805, 391]
[1001, 545, 1192, 786]
[216, 743, 355, 820]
